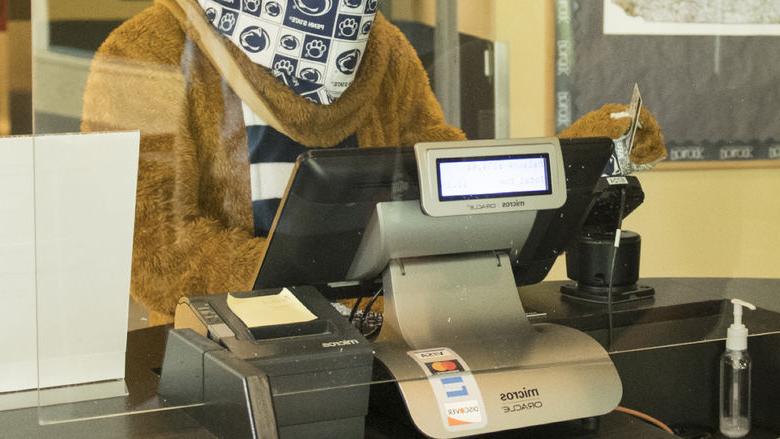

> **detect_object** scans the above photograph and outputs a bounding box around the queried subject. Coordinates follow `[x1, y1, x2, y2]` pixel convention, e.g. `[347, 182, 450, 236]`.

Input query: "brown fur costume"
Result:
[81, 0, 465, 324]
[82, 1, 666, 325]
[559, 103, 666, 164]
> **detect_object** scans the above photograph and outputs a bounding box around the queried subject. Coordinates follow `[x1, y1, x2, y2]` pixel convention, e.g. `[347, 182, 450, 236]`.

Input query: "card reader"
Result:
[158, 286, 373, 439]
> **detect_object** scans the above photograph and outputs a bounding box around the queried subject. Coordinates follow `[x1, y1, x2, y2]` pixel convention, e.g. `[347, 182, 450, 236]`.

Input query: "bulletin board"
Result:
[555, 0, 780, 168]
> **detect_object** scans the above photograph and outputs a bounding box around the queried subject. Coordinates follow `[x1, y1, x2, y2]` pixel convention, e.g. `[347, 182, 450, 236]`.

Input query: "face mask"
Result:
[199, 0, 378, 105]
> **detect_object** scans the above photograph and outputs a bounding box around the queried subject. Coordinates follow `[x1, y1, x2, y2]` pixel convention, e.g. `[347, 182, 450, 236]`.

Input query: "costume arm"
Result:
[81, 6, 265, 322]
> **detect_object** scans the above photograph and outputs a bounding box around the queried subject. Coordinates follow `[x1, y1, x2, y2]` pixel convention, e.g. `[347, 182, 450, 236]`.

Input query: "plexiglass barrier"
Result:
[1, 0, 774, 436]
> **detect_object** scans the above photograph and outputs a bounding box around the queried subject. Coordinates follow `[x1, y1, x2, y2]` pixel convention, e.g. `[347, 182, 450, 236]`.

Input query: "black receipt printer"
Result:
[158, 286, 373, 439]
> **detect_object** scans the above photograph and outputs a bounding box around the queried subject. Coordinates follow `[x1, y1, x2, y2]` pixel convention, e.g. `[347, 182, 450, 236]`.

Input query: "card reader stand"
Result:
[348, 201, 623, 438]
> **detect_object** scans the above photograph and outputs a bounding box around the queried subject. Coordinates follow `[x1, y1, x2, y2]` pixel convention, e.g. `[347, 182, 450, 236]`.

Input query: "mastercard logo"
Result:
[432, 361, 458, 371]
[426, 359, 464, 374]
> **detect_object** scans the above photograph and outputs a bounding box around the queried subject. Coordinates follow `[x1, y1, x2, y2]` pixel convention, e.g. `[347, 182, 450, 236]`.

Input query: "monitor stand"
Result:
[373, 251, 623, 438]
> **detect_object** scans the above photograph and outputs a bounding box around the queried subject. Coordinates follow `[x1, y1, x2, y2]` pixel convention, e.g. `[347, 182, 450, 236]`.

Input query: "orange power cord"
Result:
[615, 406, 674, 435]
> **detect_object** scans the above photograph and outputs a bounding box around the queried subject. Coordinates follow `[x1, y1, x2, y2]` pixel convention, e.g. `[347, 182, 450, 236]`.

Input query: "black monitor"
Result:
[254, 138, 614, 298]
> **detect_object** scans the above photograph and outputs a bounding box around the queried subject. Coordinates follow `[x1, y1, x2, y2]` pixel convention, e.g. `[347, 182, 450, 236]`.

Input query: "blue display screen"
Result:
[437, 154, 552, 201]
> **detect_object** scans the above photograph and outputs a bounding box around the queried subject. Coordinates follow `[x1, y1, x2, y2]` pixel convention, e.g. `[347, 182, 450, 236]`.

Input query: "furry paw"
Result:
[558, 103, 667, 164]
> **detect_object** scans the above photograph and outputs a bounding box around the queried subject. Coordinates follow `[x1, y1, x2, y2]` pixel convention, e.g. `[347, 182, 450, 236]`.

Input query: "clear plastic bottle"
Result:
[719, 348, 751, 438]
[719, 299, 755, 438]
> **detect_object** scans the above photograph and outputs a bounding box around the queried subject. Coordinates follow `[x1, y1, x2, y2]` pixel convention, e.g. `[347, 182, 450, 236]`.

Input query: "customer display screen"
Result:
[436, 154, 552, 201]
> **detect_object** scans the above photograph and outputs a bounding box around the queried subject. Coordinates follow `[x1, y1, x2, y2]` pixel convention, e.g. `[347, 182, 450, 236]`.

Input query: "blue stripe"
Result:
[446, 387, 469, 398]
[252, 198, 281, 237]
[247, 125, 359, 164]
[440, 376, 464, 385]
[245, 123, 359, 237]
[247, 125, 309, 164]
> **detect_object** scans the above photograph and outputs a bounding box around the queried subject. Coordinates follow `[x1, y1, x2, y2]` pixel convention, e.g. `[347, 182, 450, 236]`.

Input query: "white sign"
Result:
[0, 131, 139, 397]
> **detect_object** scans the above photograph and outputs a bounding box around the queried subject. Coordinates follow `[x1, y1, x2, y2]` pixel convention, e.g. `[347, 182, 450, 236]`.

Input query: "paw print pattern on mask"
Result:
[338, 18, 359, 38]
[199, 0, 377, 105]
[304, 39, 328, 60]
[218, 11, 238, 35]
[274, 59, 296, 76]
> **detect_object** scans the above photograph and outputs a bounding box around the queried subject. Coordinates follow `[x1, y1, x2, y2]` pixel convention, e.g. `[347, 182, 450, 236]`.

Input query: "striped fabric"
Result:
[241, 102, 357, 236]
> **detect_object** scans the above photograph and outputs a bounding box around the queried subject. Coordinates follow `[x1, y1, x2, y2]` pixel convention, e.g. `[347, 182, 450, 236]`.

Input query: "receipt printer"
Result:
[158, 286, 373, 439]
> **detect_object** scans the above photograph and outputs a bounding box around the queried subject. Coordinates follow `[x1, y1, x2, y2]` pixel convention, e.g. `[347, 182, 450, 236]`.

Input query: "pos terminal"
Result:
[160, 137, 623, 438]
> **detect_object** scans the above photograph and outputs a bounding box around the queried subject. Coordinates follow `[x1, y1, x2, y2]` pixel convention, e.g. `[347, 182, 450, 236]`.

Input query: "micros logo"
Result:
[499, 387, 544, 413]
[501, 200, 524, 208]
[321, 339, 359, 348]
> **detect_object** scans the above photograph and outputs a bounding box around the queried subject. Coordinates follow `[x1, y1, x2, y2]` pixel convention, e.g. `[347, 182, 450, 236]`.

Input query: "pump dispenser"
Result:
[720, 299, 756, 438]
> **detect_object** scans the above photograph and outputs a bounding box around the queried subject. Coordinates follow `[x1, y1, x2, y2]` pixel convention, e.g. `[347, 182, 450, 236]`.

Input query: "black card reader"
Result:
[158, 286, 373, 439]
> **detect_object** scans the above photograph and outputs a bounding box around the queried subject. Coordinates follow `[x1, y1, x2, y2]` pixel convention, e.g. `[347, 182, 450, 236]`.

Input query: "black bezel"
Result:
[436, 153, 553, 202]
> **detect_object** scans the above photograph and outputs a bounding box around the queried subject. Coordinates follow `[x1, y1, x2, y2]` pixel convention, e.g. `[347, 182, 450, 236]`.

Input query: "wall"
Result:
[47, 0, 151, 21]
[494, 0, 555, 138]
[6, 1, 31, 135]
[389, 0, 495, 40]
[495, 0, 780, 280]
[624, 168, 780, 279]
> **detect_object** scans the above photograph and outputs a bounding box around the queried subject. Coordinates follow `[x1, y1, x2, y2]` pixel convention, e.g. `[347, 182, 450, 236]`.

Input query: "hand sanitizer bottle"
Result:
[720, 299, 756, 438]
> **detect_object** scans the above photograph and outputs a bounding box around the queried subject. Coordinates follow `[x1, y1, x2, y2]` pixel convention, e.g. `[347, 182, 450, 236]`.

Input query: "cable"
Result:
[360, 288, 383, 336]
[348, 297, 363, 323]
[606, 186, 627, 349]
[615, 406, 674, 434]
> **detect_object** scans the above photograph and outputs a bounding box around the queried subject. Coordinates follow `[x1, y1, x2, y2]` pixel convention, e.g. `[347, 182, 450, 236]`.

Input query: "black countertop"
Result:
[4, 278, 780, 438]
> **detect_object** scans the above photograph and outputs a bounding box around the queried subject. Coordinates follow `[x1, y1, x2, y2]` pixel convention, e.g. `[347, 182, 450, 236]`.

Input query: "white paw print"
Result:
[366, 0, 378, 12]
[274, 59, 295, 76]
[305, 39, 327, 59]
[338, 18, 358, 37]
[219, 13, 236, 32]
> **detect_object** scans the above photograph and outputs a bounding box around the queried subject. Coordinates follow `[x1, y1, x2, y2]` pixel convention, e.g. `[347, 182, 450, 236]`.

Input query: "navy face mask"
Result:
[199, 0, 378, 104]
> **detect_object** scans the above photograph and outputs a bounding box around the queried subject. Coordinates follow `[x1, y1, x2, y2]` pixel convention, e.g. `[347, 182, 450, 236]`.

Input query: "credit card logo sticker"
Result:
[441, 376, 469, 398]
[445, 400, 483, 426]
[414, 349, 451, 360]
[426, 359, 465, 375]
